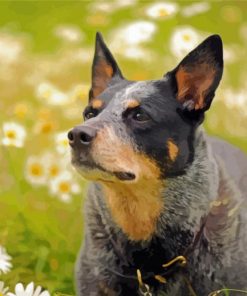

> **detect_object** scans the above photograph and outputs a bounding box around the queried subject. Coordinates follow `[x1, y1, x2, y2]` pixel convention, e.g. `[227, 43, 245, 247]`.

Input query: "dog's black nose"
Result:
[68, 126, 97, 147]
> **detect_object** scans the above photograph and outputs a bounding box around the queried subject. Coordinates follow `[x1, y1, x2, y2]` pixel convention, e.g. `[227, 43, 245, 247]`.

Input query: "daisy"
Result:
[34, 119, 56, 135]
[0, 34, 23, 64]
[25, 155, 48, 186]
[14, 103, 29, 119]
[120, 45, 152, 61]
[146, 2, 178, 19]
[1, 122, 26, 148]
[110, 21, 157, 48]
[181, 2, 210, 18]
[55, 131, 70, 155]
[223, 89, 247, 111]
[0, 281, 9, 296]
[170, 27, 200, 58]
[7, 282, 50, 296]
[54, 25, 83, 43]
[36, 82, 69, 106]
[43, 152, 68, 179]
[0, 246, 12, 274]
[89, 0, 135, 14]
[49, 171, 80, 203]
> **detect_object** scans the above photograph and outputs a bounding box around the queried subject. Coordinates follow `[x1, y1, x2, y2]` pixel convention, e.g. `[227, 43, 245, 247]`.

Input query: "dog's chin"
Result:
[72, 159, 136, 183]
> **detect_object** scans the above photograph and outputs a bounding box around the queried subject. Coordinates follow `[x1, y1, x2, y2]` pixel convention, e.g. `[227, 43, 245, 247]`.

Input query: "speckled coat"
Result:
[69, 33, 247, 296]
[75, 130, 247, 296]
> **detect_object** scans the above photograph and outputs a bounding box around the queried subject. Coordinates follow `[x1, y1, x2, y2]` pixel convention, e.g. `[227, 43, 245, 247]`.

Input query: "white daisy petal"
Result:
[25, 282, 34, 296]
[0, 281, 9, 296]
[0, 246, 12, 275]
[182, 2, 210, 18]
[170, 26, 200, 58]
[39, 292, 50, 296]
[0, 33, 23, 64]
[33, 286, 42, 296]
[55, 131, 70, 155]
[1, 122, 26, 148]
[9, 283, 50, 296]
[54, 25, 83, 43]
[110, 21, 156, 49]
[15, 283, 25, 296]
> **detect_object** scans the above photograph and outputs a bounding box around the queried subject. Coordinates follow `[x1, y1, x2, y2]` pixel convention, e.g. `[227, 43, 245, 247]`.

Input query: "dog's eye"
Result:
[84, 109, 98, 120]
[132, 110, 150, 122]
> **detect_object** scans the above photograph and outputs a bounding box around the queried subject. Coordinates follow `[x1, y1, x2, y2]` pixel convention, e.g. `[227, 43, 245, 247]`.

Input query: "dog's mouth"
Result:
[113, 171, 136, 181]
[72, 154, 136, 182]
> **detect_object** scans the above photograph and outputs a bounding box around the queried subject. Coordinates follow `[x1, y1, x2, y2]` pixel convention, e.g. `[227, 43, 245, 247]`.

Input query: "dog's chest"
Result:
[115, 231, 194, 287]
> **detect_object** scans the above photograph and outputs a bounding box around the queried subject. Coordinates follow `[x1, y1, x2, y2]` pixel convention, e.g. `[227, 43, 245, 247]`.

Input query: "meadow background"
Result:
[0, 1, 247, 295]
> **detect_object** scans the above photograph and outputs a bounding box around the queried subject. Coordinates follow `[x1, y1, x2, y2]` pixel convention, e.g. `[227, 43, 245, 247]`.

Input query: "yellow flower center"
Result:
[182, 34, 191, 42]
[49, 165, 59, 177]
[158, 8, 169, 17]
[40, 122, 54, 134]
[61, 139, 68, 147]
[42, 89, 52, 99]
[14, 103, 28, 118]
[30, 163, 43, 176]
[6, 130, 16, 139]
[59, 181, 70, 193]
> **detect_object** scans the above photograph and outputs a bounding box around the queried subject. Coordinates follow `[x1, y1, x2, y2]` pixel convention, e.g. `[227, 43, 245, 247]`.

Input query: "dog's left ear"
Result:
[170, 35, 223, 112]
[89, 32, 124, 100]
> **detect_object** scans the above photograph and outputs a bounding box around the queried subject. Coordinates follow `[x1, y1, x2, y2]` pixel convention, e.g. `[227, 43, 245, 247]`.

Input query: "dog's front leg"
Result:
[75, 234, 118, 296]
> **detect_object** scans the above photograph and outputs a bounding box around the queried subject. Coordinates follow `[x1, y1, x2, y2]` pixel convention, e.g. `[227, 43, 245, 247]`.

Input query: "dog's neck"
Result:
[160, 129, 220, 233]
[158, 129, 241, 251]
[101, 129, 240, 245]
[101, 168, 164, 241]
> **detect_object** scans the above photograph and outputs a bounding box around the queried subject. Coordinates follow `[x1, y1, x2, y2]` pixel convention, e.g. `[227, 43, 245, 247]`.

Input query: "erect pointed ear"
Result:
[172, 35, 223, 112]
[89, 32, 124, 100]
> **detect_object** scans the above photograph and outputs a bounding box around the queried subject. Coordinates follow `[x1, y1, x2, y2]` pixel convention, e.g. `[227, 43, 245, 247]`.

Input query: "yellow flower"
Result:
[34, 120, 56, 135]
[14, 103, 28, 118]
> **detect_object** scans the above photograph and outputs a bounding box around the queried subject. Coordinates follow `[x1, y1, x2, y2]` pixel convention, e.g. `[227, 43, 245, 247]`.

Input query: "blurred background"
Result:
[0, 1, 246, 295]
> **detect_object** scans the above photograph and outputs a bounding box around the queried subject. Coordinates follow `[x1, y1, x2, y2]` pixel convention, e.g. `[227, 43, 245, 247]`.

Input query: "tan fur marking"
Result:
[126, 99, 140, 109]
[167, 139, 179, 161]
[176, 64, 215, 110]
[91, 126, 164, 241]
[92, 59, 113, 98]
[92, 99, 103, 109]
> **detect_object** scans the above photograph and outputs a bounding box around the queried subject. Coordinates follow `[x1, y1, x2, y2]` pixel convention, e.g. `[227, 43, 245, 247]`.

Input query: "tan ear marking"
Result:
[167, 139, 179, 161]
[92, 60, 114, 98]
[176, 64, 216, 110]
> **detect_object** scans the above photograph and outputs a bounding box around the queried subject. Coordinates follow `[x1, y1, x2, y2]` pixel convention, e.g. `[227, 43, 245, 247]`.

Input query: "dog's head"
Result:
[68, 32, 223, 183]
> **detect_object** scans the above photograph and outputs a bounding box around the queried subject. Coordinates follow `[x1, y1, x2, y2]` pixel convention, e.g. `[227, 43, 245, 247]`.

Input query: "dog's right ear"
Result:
[89, 32, 124, 100]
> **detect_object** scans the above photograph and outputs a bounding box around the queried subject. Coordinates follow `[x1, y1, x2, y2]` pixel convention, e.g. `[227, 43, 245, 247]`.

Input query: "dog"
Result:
[68, 32, 247, 296]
